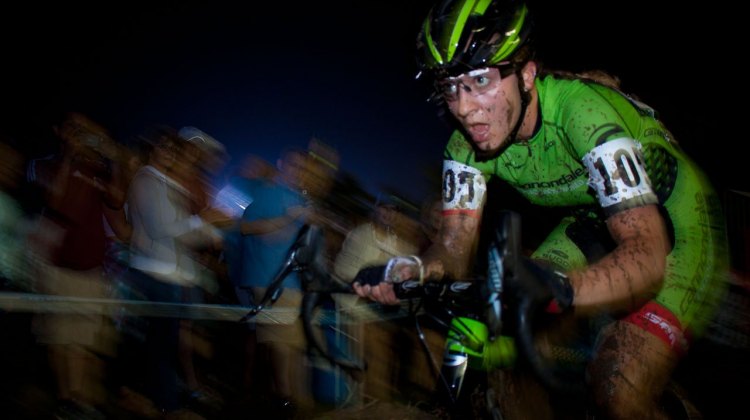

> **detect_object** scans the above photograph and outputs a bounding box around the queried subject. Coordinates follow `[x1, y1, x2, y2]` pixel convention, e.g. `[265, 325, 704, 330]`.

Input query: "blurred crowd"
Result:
[0, 112, 447, 419]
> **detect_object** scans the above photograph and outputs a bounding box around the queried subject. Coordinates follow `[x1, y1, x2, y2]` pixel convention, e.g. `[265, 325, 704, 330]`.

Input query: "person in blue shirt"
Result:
[239, 148, 315, 414]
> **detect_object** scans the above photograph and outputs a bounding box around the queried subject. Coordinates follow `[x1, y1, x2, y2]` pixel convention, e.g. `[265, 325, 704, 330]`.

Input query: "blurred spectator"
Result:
[418, 193, 443, 253]
[102, 140, 143, 282]
[304, 137, 339, 203]
[26, 112, 126, 417]
[216, 154, 276, 397]
[124, 125, 229, 415]
[238, 147, 326, 416]
[333, 195, 419, 403]
[178, 126, 227, 178]
[174, 126, 229, 408]
[334, 197, 418, 282]
[214, 154, 275, 221]
[220, 154, 277, 295]
[0, 140, 29, 289]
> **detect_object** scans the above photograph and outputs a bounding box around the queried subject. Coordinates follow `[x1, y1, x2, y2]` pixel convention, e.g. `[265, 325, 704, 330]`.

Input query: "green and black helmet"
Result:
[416, 0, 533, 79]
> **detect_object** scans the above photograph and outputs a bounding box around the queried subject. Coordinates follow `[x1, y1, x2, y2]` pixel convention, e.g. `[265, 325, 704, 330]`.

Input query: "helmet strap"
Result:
[509, 72, 532, 144]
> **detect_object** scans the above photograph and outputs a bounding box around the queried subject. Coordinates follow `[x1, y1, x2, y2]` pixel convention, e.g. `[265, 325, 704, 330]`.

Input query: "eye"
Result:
[441, 82, 457, 95]
[473, 75, 490, 88]
[437, 81, 459, 99]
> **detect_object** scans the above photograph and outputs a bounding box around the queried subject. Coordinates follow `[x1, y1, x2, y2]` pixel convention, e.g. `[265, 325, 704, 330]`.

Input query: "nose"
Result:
[455, 86, 477, 118]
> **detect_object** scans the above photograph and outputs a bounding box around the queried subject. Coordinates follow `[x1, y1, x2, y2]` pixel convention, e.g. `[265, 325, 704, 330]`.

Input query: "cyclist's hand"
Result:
[352, 281, 399, 305]
[352, 256, 423, 305]
[520, 258, 574, 313]
[352, 265, 397, 305]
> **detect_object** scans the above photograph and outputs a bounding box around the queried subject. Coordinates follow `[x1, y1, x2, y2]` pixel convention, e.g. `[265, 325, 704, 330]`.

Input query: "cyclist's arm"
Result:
[421, 210, 482, 280]
[555, 85, 671, 314]
[353, 159, 486, 304]
[568, 204, 670, 315]
[569, 133, 670, 314]
[423, 159, 487, 280]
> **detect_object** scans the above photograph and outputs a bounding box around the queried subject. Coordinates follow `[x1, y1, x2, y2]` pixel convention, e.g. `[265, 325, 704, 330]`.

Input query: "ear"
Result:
[520, 61, 538, 92]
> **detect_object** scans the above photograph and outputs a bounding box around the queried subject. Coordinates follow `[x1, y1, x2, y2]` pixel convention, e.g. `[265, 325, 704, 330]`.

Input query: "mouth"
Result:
[466, 123, 491, 145]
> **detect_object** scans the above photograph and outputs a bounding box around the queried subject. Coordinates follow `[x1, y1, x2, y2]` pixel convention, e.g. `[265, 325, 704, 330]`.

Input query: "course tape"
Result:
[0, 292, 417, 325]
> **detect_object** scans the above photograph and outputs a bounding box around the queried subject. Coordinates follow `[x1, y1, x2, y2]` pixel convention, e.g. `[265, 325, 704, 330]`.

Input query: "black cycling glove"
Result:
[353, 265, 387, 287]
[353, 256, 424, 287]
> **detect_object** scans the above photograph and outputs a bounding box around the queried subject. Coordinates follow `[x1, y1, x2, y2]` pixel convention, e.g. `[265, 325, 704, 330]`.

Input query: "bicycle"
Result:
[243, 212, 704, 419]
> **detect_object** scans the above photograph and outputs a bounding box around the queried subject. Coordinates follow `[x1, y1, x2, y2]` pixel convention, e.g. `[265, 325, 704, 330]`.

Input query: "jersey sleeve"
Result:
[442, 131, 489, 218]
[582, 137, 658, 215]
[442, 159, 487, 217]
[557, 82, 658, 215]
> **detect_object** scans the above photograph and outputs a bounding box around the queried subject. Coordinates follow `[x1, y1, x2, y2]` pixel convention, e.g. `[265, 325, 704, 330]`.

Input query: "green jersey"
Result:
[443, 75, 727, 337]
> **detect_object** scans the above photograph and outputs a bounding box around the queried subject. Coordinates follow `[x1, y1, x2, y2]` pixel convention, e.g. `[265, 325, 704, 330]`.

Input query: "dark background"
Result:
[3, 0, 745, 203]
[1, 3, 747, 417]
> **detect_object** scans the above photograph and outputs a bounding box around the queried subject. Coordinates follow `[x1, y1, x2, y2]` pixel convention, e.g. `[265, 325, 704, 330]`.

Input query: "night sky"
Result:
[4, 1, 745, 203]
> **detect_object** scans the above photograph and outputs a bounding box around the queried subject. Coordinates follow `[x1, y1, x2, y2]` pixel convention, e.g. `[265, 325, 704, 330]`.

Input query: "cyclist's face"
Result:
[441, 67, 522, 154]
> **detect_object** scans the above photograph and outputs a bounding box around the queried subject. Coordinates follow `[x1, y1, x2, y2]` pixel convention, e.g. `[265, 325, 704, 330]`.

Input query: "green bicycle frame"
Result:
[441, 317, 517, 399]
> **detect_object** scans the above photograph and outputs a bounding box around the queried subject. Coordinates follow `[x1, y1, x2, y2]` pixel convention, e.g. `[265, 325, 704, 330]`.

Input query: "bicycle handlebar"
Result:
[393, 279, 478, 301]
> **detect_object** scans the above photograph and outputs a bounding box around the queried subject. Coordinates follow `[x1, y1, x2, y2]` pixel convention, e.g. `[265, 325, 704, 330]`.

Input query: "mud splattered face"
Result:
[441, 67, 522, 155]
